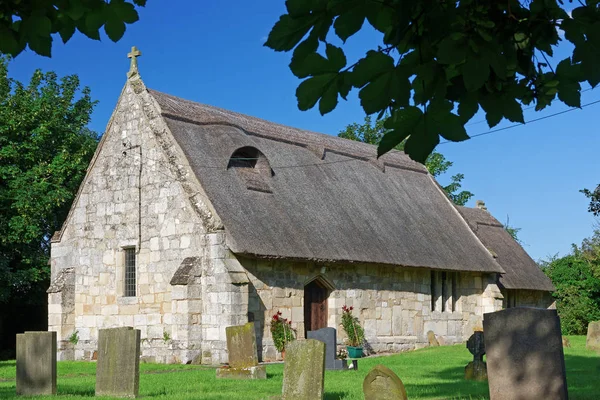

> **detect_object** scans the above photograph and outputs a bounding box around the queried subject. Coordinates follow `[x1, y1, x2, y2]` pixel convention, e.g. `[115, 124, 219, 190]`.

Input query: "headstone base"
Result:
[216, 365, 267, 380]
[464, 360, 487, 381]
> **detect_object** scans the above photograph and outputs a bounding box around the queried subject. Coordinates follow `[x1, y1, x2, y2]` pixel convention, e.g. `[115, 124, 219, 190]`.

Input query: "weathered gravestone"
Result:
[307, 327, 348, 370]
[363, 364, 408, 400]
[586, 321, 600, 351]
[483, 308, 568, 400]
[96, 327, 141, 398]
[426, 330, 439, 346]
[216, 322, 266, 379]
[464, 331, 487, 381]
[282, 339, 326, 400]
[16, 331, 57, 396]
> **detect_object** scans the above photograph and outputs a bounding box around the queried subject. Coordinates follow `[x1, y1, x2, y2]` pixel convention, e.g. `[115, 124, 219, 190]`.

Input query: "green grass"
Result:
[0, 336, 598, 399]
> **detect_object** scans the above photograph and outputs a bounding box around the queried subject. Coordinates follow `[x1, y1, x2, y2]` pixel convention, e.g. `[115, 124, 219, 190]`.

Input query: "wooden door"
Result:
[304, 280, 328, 336]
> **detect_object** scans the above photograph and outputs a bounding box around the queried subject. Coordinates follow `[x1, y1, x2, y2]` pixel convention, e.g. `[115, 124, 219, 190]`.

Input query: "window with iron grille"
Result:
[124, 248, 136, 297]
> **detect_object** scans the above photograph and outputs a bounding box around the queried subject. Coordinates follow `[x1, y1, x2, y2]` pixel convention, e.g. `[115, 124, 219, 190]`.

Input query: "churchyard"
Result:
[0, 335, 597, 399]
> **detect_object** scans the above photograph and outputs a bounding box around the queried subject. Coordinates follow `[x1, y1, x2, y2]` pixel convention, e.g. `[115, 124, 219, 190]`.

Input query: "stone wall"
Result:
[241, 257, 503, 361]
[503, 289, 556, 309]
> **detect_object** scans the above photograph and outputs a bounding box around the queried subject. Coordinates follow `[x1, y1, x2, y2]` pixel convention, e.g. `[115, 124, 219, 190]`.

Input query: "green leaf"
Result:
[289, 36, 319, 78]
[285, 0, 317, 18]
[27, 35, 52, 57]
[463, 56, 489, 91]
[437, 37, 466, 65]
[378, 129, 411, 157]
[104, 17, 126, 42]
[501, 96, 524, 123]
[0, 26, 22, 56]
[57, 16, 76, 44]
[358, 68, 410, 114]
[319, 81, 339, 115]
[110, 0, 139, 24]
[457, 94, 479, 123]
[378, 107, 422, 157]
[296, 73, 336, 111]
[351, 50, 394, 87]
[404, 124, 440, 164]
[65, 3, 86, 20]
[325, 44, 346, 70]
[265, 14, 316, 51]
[334, 6, 366, 42]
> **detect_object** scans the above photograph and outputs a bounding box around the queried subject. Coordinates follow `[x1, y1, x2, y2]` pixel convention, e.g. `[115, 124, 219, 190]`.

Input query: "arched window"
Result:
[227, 146, 273, 193]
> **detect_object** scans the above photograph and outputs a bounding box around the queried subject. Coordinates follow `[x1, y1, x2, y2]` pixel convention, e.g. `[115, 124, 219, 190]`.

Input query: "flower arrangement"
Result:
[341, 305, 364, 348]
[270, 311, 296, 352]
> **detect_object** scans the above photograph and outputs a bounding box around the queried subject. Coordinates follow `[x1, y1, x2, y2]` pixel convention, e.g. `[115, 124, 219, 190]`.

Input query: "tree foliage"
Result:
[266, 0, 600, 163]
[338, 115, 473, 205]
[581, 185, 600, 216]
[503, 215, 522, 243]
[0, 0, 146, 57]
[0, 57, 98, 303]
[542, 229, 600, 334]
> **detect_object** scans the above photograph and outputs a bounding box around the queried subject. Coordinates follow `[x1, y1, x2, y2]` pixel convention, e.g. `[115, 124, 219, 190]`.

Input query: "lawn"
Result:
[0, 336, 598, 399]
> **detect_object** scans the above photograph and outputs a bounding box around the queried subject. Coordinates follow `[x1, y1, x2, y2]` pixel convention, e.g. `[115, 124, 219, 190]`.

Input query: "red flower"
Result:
[277, 311, 282, 316]
[350, 306, 354, 311]
[288, 320, 292, 325]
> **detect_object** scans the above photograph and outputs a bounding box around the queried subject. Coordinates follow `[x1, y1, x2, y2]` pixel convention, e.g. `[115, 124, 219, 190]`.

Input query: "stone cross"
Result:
[467, 331, 485, 362]
[127, 46, 142, 77]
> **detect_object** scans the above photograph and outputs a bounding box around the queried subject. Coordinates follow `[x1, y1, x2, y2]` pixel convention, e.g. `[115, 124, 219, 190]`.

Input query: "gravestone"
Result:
[483, 308, 568, 400]
[216, 322, 266, 379]
[307, 327, 348, 370]
[16, 331, 57, 395]
[363, 364, 408, 400]
[427, 330, 439, 346]
[464, 331, 487, 381]
[562, 337, 571, 348]
[96, 327, 141, 398]
[586, 321, 600, 351]
[282, 339, 326, 400]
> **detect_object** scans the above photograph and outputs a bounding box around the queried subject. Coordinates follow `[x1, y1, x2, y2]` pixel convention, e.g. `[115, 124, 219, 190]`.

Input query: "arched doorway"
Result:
[304, 278, 330, 337]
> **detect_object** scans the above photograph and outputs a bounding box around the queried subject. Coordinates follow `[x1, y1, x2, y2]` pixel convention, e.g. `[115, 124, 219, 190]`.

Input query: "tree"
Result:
[338, 115, 473, 205]
[265, 1, 600, 163]
[581, 185, 600, 216]
[0, 57, 99, 303]
[503, 215, 522, 244]
[0, 0, 146, 57]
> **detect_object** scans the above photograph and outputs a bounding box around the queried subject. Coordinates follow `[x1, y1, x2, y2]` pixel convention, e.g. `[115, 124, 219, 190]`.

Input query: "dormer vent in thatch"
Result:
[227, 146, 274, 193]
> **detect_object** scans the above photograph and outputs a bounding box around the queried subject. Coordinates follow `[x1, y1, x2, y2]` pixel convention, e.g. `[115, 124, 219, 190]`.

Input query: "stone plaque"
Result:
[16, 331, 57, 395]
[363, 364, 408, 400]
[307, 327, 347, 370]
[483, 308, 568, 400]
[96, 327, 141, 398]
[226, 322, 259, 368]
[282, 339, 326, 400]
[586, 321, 600, 351]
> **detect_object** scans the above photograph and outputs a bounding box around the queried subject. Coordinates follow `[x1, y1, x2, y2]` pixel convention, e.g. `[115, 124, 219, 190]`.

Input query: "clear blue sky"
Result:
[8, 2, 599, 262]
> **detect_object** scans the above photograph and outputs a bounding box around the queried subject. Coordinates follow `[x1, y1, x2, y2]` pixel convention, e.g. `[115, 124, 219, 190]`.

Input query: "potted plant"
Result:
[341, 305, 365, 358]
[270, 311, 296, 359]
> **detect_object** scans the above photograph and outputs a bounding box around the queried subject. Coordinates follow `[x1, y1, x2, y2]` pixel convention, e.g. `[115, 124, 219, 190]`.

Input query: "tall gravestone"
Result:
[363, 364, 408, 400]
[483, 308, 568, 400]
[464, 331, 487, 381]
[586, 321, 600, 351]
[16, 331, 57, 395]
[96, 327, 141, 398]
[282, 339, 326, 400]
[216, 322, 266, 379]
[307, 327, 348, 370]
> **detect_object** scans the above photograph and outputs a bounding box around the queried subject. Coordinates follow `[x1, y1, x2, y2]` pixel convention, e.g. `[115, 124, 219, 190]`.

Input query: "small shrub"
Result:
[341, 305, 364, 347]
[69, 330, 79, 345]
[270, 311, 296, 352]
[163, 331, 171, 342]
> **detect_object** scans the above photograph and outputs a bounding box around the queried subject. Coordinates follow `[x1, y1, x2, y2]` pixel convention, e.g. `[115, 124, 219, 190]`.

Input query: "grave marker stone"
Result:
[216, 322, 266, 379]
[363, 364, 408, 400]
[307, 327, 348, 370]
[282, 339, 326, 400]
[96, 327, 141, 398]
[16, 331, 57, 396]
[586, 321, 600, 351]
[464, 331, 487, 381]
[484, 308, 568, 400]
[427, 330, 439, 346]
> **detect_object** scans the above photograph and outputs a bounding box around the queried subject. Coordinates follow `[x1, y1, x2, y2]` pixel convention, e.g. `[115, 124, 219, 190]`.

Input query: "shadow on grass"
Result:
[324, 392, 349, 400]
[58, 383, 95, 397]
[402, 353, 600, 400]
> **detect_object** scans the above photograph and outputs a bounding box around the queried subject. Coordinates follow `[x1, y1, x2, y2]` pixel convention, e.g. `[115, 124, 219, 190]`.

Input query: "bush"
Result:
[341, 305, 364, 347]
[270, 311, 295, 352]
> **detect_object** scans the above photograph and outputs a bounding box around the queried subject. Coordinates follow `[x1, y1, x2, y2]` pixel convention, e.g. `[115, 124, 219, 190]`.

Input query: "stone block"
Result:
[363, 364, 407, 400]
[215, 365, 266, 380]
[586, 321, 600, 351]
[96, 327, 140, 398]
[16, 331, 57, 396]
[483, 308, 567, 400]
[282, 339, 326, 400]
[225, 322, 259, 368]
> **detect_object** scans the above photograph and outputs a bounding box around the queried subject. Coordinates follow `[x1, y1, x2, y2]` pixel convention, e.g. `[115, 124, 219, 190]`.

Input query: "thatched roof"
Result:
[457, 206, 555, 291]
[149, 89, 504, 274]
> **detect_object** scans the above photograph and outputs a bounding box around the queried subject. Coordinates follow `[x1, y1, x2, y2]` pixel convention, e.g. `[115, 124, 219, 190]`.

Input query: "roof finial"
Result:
[475, 200, 488, 211]
[127, 46, 142, 78]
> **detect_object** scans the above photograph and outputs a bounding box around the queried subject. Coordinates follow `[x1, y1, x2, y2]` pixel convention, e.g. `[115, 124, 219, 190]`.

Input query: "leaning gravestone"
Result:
[216, 322, 266, 379]
[16, 331, 57, 395]
[586, 321, 600, 351]
[282, 339, 326, 400]
[96, 327, 141, 398]
[307, 327, 348, 370]
[427, 330, 439, 346]
[363, 364, 408, 400]
[464, 331, 487, 381]
[483, 308, 568, 400]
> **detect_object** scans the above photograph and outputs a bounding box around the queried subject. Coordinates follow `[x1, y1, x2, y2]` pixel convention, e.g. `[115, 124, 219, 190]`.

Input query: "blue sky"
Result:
[8, 2, 599, 261]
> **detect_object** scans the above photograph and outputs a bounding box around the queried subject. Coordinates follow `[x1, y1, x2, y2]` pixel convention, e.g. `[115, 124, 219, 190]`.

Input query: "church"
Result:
[48, 49, 555, 364]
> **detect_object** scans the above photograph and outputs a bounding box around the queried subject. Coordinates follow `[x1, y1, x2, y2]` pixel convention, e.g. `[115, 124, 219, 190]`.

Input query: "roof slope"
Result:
[457, 206, 555, 291]
[150, 89, 504, 273]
